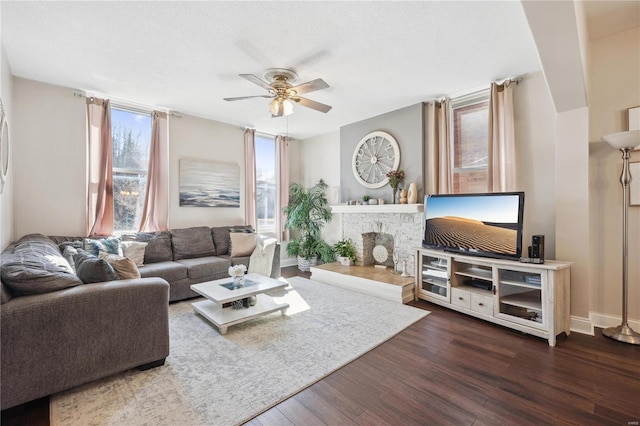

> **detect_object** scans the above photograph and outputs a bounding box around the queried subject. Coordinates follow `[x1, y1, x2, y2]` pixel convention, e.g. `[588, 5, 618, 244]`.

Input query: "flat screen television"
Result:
[423, 192, 525, 260]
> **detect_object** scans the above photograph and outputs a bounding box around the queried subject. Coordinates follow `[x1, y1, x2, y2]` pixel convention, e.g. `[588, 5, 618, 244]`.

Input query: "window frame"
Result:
[254, 132, 278, 237]
[110, 104, 152, 233]
[450, 88, 490, 194]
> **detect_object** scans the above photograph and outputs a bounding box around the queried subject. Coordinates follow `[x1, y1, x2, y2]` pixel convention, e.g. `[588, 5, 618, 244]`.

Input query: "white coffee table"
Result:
[191, 273, 290, 334]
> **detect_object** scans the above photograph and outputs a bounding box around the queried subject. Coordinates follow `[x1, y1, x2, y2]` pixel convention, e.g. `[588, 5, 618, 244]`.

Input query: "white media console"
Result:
[415, 247, 572, 346]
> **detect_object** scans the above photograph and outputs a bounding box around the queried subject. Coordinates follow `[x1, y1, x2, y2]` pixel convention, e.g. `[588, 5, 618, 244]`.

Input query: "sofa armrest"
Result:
[0, 278, 170, 410]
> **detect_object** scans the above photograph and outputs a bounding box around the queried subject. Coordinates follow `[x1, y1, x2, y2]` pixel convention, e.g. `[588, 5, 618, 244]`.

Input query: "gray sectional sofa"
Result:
[0, 225, 280, 410]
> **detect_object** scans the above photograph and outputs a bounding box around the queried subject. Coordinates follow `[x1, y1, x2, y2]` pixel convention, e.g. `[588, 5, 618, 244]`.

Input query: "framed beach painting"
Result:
[179, 158, 240, 207]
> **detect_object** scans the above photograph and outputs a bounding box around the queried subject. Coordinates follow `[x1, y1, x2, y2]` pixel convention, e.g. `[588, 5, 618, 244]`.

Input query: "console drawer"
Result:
[451, 288, 471, 309]
[471, 293, 493, 316]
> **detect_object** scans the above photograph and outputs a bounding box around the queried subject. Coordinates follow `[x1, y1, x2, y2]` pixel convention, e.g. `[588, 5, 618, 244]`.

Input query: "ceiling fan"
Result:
[223, 68, 332, 117]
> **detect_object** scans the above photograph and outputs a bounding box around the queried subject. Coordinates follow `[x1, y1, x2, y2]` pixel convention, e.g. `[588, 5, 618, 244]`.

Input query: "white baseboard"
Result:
[570, 312, 640, 336]
[280, 257, 297, 268]
[570, 316, 594, 335]
[590, 312, 640, 331]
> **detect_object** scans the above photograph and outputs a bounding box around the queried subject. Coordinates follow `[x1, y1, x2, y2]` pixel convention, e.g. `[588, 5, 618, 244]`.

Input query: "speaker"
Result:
[531, 235, 545, 260]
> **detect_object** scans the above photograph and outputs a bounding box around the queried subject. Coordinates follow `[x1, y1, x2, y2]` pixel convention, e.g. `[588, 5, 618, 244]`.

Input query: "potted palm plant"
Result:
[333, 238, 357, 266]
[284, 179, 335, 271]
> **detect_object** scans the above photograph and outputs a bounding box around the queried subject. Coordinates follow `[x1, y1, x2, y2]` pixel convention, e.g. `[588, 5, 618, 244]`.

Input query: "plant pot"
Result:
[338, 256, 354, 266]
[297, 255, 318, 272]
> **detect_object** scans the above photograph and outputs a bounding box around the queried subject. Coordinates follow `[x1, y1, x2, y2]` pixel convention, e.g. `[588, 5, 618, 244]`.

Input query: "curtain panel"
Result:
[488, 81, 516, 192]
[139, 111, 169, 232]
[424, 99, 452, 195]
[86, 97, 113, 236]
[244, 129, 257, 230]
[276, 135, 290, 241]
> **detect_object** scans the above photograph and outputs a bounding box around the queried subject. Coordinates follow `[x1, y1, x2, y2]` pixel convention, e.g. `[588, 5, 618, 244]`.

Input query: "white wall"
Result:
[13, 78, 86, 238]
[556, 107, 590, 320]
[299, 130, 341, 245]
[514, 71, 557, 259]
[0, 45, 14, 249]
[588, 27, 640, 323]
[168, 114, 245, 228]
[10, 77, 252, 239]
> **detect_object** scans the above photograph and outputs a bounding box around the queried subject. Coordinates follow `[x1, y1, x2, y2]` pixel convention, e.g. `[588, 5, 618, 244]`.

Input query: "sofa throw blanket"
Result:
[248, 235, 277, 276]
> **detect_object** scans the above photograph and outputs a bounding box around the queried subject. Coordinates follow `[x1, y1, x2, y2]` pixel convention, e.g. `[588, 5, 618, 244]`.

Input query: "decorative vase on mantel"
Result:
[392, 186, 398, 204]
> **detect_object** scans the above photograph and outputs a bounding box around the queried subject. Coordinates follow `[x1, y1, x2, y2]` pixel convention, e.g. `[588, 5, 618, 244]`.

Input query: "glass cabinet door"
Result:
[420, 254, 449, 300]
[496, 268, 544, 328]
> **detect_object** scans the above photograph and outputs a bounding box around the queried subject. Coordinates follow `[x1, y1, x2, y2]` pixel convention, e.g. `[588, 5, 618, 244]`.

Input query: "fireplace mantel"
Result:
[330, 204, 424, 214]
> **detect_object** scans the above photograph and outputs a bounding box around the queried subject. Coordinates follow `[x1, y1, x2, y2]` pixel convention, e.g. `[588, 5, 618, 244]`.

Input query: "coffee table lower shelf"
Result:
[192, 294, 289, 334]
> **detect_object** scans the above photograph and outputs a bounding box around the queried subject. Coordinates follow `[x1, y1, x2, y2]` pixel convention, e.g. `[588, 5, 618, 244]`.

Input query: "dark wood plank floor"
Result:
[3, 265, 639, 426]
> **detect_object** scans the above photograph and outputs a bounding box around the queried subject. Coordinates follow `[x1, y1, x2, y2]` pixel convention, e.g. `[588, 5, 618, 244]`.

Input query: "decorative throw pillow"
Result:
[121, 241, 148, 267]
[83, 236, 123, 257]
[73, 249, 119, 284]
[99, 252, 141, 280]
[62, 245, 79, 273]
[229, 232, 257, 257]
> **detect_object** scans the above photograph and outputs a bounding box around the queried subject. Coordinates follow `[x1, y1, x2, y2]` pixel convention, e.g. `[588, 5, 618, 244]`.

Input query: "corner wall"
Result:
[588, 27, 640, 325]
[0, 45, 14, 250]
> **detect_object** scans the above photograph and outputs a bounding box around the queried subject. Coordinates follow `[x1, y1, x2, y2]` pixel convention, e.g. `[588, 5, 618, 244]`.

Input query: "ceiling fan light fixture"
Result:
[268, 98, 294, 116]
[282, 99, 294, 116]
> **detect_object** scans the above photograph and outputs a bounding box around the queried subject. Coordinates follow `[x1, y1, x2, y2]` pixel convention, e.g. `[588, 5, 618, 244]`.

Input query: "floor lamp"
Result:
[601, 129, 640, 345]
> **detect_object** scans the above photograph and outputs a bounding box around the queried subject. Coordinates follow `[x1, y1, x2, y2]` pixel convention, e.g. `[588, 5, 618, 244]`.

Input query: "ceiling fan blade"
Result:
[291, 78, 329, 95]
[223, 95, 274, 101]
[239, 74, 273, 90]
[291, 96, 332, 113]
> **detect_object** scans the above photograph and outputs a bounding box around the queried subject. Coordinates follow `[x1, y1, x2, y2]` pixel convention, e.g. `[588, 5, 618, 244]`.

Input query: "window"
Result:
[451, 91, 489, 193]
[255, 134, 276, 236]
[111, 107, 152, 232]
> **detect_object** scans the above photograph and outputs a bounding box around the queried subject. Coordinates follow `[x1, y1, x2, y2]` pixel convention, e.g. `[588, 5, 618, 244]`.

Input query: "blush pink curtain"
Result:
[244, 129, 257, 230]
[488, 81, 516, 191]
[86, 97, 113, 236]
[276, 135, 290, 241]
[424, 99, 452, 194]
[139, 111, 169, 232]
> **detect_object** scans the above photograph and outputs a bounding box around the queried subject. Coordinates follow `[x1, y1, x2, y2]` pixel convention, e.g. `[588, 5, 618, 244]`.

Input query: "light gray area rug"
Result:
[50, 277, 429, 426]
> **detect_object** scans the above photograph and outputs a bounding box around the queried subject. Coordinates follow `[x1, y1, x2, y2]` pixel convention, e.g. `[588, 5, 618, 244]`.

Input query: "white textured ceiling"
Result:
[3, 1, 545, 139]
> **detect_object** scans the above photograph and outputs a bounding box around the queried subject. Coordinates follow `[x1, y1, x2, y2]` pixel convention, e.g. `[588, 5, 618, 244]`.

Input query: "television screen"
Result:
[423, 192, 524, 260]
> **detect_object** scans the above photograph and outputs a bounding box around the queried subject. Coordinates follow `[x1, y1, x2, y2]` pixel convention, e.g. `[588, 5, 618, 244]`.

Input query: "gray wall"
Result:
[339, 103, 423, 203]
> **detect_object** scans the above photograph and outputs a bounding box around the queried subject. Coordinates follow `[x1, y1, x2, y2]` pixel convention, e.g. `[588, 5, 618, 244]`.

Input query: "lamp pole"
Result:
[603, 146, 640, 344]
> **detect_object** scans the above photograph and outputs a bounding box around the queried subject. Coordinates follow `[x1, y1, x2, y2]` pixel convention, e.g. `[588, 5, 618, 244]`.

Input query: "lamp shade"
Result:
[602, 130, 640, 150]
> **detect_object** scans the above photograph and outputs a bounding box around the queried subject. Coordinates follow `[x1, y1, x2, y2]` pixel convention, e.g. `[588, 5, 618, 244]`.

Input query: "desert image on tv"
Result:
[425, 216, 517, 255]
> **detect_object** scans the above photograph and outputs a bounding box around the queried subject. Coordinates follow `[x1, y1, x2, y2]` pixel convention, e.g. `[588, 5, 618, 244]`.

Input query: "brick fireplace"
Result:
[331, 204, 425, 275]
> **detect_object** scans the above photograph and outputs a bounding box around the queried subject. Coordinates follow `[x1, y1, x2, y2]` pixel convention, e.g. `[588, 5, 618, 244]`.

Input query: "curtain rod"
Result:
[72, 92, 180, 117]
[434, 75, 523, 103]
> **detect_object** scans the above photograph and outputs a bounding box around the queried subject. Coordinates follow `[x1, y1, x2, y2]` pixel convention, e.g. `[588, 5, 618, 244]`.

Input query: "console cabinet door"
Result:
[495, 266, 546, 330]
[418, 252, 450, 301]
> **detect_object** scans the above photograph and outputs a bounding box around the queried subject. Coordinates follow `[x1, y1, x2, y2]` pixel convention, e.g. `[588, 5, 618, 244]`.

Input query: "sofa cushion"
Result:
[138, 261, 188, 283]
[121, 241, 148, 266]
[1, 281, 13, 304]
[122, 232, 172, 264]
[99, 252, 141, 280]
[0, 252, 82, 295]
[175, 256, 231, 280]
[211, 225, 253, 256]
[229, 232, 257, 257]
[171, 227, 216, 260]
[83, 236, 123, 257]
[0, 234, 83, 295]
[73, 250, 119, 284]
